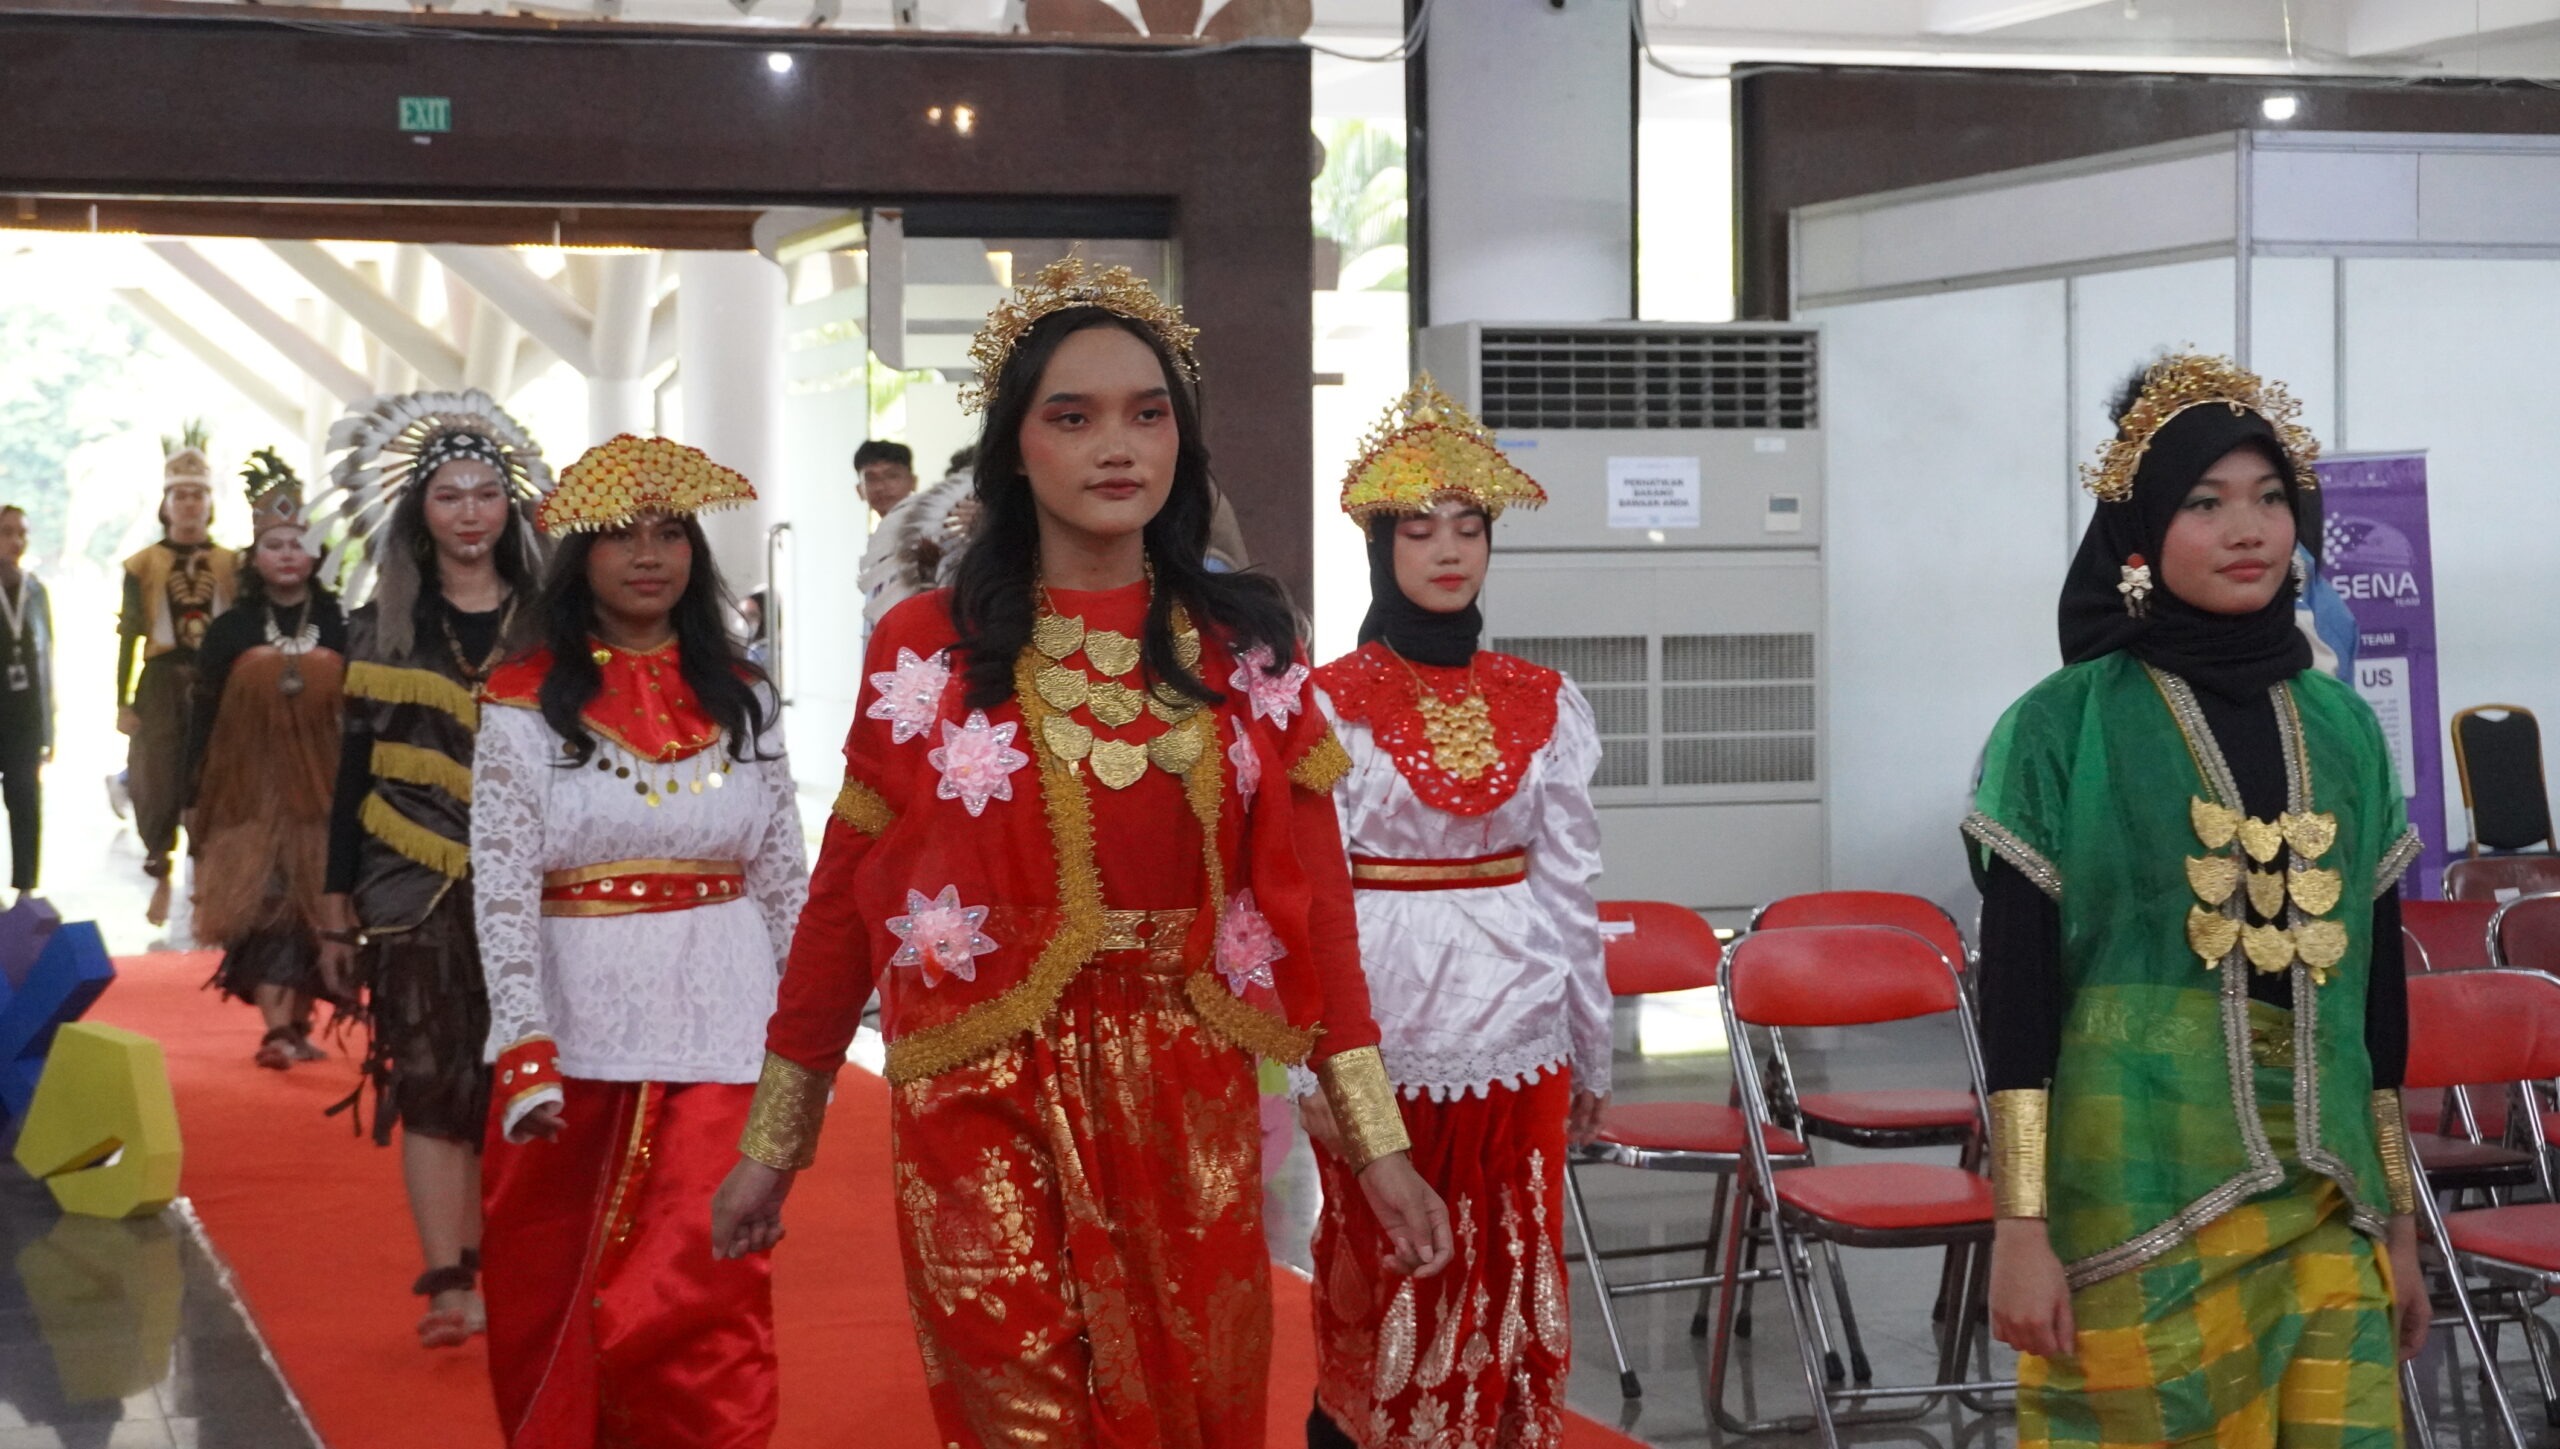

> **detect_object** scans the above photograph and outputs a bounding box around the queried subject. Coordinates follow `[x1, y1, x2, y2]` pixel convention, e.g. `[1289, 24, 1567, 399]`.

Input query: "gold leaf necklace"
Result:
[1031, 569, 1207, 789]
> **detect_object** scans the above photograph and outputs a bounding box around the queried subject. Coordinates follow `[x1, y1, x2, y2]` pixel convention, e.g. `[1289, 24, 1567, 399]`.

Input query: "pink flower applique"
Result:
[1215, 889, 1285, 996]
[865, 647, 952, 745]
[1228, 717, 1262, 801]
[1229, 645, 1311, 730]
[928, 711, 1028, 816]
[887, 886, 997, 988]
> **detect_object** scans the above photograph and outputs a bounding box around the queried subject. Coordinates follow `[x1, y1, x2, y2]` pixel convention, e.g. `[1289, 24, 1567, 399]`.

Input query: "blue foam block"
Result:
[0, 923, 114, 1117]
[0, 899, 61, 993]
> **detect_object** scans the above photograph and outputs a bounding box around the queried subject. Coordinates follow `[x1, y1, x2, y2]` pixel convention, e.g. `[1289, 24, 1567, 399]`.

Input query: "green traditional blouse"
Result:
[1966, 652, 2421, 1288]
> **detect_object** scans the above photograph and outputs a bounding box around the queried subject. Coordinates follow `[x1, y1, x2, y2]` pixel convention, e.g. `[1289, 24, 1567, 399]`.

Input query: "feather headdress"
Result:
[308, 389, 552, 657]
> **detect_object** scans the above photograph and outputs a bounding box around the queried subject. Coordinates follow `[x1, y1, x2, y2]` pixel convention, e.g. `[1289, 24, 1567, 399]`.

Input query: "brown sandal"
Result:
[254, 1028, 296, 1072]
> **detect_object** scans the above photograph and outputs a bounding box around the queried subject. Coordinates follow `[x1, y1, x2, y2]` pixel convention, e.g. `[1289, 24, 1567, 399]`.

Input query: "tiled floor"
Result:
[13, 746, 2560, 1445]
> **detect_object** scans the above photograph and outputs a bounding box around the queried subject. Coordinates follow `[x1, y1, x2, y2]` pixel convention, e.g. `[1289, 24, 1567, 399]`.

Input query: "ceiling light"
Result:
[952, 105, 976, 137]
[766, 52, 796, 75]
[2261, 95, 2299, 122]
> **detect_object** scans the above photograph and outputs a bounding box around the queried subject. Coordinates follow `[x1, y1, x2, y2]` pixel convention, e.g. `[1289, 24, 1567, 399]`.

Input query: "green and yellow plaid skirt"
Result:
[2020, 1006, 2403, 1448]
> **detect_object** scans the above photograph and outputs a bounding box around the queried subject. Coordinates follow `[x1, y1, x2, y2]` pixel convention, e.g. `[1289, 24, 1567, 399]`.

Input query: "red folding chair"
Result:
[2402, 968, 2560, 1445]
[1713, 925, 2002, 1447]
[2446, 855, 2560, 903]
[1563, 900, 1813, 1401]
[1747, 892, 1979, 1156]
[2403, 899, 2502, 1140]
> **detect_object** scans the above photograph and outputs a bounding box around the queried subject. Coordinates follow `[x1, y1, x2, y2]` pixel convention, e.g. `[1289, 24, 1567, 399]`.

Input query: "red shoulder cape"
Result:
[480, 641, 726, 764]
[1314, 641, 1561, 817]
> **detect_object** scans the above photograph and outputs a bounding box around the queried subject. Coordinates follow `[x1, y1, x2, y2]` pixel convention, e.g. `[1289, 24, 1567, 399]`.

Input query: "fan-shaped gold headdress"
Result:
[1339, 374, 1547, 522]
[961, 256, 1199, 414]
[2083, 353, 2320, 503]
[537, 435, 756, 538]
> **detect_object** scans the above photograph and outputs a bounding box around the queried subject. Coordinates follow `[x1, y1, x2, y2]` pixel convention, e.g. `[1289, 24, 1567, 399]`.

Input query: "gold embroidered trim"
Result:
[1989, 1089, 2049, 1219]
[882, 649, 1107, 1084]
[831, 776, 894, 838]
[1176, 705, 1316, 1061]
[739, 1051, 832, 1171]
[1289, 728, 1354, 795]
[2376, 827, 2422, 899]
[2373, 1090, 2419, 1216]
[369, 739, 474, 803]
[1318, 1046, 1410, 1172]
[1961, 812, 2061, 900]
[345, 660, 479, 730]
[360, 792, 468, 879]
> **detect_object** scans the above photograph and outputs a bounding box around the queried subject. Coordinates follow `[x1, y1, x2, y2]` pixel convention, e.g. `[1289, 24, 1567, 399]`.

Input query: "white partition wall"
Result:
[1797, 131, 2560, 911]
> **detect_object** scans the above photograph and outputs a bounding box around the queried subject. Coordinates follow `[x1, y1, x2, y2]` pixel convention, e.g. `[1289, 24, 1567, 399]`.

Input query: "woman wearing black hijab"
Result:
[1969, 355, 2424, 1446]
[1299, 378, 1612, 1448]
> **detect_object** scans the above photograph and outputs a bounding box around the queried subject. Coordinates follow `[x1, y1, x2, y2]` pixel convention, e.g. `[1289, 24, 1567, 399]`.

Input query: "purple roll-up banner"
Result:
[2314, 453, 2445, 898]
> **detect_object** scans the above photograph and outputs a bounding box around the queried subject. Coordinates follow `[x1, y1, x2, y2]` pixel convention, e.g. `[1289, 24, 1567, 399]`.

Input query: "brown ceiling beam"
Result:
[0, 197, 758, 249]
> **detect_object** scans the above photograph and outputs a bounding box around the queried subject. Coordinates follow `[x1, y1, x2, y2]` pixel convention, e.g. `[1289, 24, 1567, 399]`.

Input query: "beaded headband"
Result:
[2083, 353, 2320, 504]
[538, 434, 756, 537]
[961, 256, 1199, 414]
[1339, 374, 1547, 522]
[161, 420, 214, 492]
[414, 429, 511, 484]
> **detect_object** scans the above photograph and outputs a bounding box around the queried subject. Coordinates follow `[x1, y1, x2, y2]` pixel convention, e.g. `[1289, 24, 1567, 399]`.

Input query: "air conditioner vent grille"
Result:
[1475, 329, 1818, 431]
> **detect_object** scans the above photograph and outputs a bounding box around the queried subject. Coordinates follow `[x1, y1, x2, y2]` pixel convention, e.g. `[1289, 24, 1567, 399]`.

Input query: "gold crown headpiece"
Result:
[961, 256, 1199, 414]
[538, 434, 756, 538]
[2082, 353, 2321, 504]
[1340, 374, 1548, 523]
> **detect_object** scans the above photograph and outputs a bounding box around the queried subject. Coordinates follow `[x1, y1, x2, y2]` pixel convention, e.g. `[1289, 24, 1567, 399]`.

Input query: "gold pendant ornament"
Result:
[2280, 810, 2338, 860]
[1032, 612, 1085, 662]
[1087, 680, 1146, 729]
[2245, 870, 2288, 921]
[1035, 664, 1090, 713]
[1082, 629, 1142, 678]
[1088, 738, 1149, 791]
[1146, 718, 1205, 776]
[2242, 923, 2297, 974]
[2294, 919, 2350, 983]
[2236, 816, 2286, 865]
[1043, 714, 1094, 763]
[2187, 906, 2241, 967]
[2186, 855, 2240, 906]
[2190, 798, 2241, 851]
[2288, 865, 2344, 918]
[1414, 690, 1501, 781]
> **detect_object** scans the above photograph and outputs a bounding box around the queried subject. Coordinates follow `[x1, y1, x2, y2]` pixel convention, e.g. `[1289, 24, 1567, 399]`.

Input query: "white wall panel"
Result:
[2250, 256, 2341, 447]
[1809, 280, 2070, 914]
[2066, 258, 2238, 538]
[2341, 258, 2560, 847]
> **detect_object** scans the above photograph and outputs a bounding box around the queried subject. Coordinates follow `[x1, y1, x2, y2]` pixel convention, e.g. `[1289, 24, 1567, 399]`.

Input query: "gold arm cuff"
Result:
[832, 776, 894, 837]
[738, 1051, 833, 1171]
[2373, 1089, 2420, 1216]
[1318, 1045, 1410, 1173]
[1289, 729, 1354, 795]
[1989, 1088, 2051, 1220]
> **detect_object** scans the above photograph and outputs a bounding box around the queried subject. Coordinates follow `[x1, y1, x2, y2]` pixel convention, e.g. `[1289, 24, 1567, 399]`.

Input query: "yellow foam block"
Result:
[13, 1022, 183, 1219]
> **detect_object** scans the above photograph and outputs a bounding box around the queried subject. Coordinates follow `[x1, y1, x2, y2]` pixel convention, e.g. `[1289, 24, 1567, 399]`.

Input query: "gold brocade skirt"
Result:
[888, 949, 1269, 1449]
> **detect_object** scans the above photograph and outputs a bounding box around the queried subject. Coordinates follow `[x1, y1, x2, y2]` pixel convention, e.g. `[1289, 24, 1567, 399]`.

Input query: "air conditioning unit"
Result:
[1417, 322, 1826, 917]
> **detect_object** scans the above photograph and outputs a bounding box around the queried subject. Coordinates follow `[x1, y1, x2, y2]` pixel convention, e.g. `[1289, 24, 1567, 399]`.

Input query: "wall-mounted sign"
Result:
[1606, 455, 1701, 530]
[399, 97, 452, 134]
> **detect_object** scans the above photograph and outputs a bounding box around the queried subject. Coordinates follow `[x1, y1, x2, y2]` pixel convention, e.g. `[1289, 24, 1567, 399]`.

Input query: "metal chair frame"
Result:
[1714, 925, 2008, 1447]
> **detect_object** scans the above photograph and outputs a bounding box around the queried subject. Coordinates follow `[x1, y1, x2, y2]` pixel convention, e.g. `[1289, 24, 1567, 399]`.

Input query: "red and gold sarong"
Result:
[1311, 1072, 1574, 1448]
[482, 1078, 775, 1449]
[889, 947, 1270, 1447]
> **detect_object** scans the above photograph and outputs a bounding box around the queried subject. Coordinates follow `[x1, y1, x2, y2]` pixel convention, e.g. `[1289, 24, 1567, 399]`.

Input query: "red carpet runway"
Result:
[92, 952, 1640, 1447]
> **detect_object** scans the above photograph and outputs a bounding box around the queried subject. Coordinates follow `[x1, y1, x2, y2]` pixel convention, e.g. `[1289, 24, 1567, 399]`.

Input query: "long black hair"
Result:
[948, 308, 1299, 711]
[529, 515, 773, 766]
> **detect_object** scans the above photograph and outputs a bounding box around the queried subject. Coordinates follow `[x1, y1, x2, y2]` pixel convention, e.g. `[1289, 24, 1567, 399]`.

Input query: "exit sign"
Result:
[399, 97, 451, 133]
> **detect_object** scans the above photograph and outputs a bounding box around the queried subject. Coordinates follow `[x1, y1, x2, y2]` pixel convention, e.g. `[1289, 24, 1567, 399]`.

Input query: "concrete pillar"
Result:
[587, 252, 661, 446]
[674, 251, 786, 587]
[1419, 0, 1633, 325]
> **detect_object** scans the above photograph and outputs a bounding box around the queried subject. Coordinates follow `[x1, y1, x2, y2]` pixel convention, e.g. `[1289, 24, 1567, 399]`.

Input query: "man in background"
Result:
[0, 505, 53, 908]
[852, 440, 920, 628]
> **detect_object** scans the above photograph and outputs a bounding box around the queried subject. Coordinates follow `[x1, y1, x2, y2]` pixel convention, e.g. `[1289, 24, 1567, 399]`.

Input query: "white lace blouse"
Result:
[472, 691, 807, 1134]
[1320, 678, 1612, 1101]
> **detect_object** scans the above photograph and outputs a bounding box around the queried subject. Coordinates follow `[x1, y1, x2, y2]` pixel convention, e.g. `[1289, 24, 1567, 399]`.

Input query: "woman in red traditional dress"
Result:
[713, 258, 1453, 1447]
[1302, 378, 1612, 1449]
[472, 436, 807, 1448]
